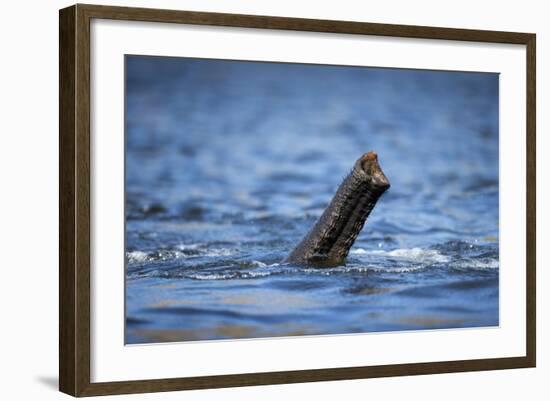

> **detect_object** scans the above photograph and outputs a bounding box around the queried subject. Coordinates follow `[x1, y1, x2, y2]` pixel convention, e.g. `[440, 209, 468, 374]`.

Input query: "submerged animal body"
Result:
[285, 152, 390, 267]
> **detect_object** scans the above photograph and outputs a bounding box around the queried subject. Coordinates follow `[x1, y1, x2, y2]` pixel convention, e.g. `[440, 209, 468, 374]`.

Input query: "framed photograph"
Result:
[59, 4, 536, 397]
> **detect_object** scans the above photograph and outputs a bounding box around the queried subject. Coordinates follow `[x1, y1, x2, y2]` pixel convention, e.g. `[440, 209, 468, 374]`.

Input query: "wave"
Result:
[126, 241, 498, 281]
[451, 258, 499, 270]
[128, 262, 436, 281]
[350, 247, 450, 263]
[126, 245, 235, 265]
[127, 250, 150, 264]
[350, 245, 498, 270]
[184, 270, 274, 280]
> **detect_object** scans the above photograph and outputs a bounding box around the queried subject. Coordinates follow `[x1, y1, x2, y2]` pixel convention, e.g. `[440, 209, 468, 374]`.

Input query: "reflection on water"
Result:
[125, 56, 499, 344]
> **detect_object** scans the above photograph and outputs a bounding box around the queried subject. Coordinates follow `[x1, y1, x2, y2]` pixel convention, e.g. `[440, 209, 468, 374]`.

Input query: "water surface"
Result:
[125, 56, 499, 344]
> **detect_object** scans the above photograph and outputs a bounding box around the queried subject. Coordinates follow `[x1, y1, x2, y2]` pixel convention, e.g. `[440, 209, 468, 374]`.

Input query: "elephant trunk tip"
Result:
[359, 151, 390, 191]
[284, 151, 390, 267]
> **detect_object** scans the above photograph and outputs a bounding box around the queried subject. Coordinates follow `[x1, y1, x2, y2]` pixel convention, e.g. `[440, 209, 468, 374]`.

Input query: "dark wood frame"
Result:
[59, 3, 536, 397]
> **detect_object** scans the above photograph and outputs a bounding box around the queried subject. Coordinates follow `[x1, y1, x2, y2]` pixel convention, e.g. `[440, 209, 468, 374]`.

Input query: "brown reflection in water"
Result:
[131, 322, 314, 343]
[396, 316, 469, 328]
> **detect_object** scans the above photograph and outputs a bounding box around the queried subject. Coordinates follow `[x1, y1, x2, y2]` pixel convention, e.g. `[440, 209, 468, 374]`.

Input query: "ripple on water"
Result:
[124, 58, 499, 342]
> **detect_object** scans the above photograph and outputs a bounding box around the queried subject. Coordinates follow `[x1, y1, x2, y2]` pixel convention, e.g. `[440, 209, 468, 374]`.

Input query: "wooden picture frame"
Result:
[59, 3, 536, 397]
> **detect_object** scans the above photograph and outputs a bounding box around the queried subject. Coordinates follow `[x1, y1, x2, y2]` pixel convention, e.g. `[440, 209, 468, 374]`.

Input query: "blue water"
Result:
[125, 56, 499, 344]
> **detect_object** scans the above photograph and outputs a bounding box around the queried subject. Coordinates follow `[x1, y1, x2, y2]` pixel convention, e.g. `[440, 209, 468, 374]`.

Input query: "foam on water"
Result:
[127, 250, 149, 264]
[126, 246, 235, 266]
[453, 258, 499, 270]
[127, 242, 498, 281]
[185, 270, 274, 280]
[128, 242, 499, 280]
[351, 247, 451, 263]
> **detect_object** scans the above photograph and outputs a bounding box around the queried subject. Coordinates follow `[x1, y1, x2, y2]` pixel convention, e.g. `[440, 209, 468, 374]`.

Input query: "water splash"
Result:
[126, 241, 498, 281]
[350, 247, 451, 263]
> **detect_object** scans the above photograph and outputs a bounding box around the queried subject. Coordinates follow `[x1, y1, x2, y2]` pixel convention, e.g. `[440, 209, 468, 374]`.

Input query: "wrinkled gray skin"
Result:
[285, 152, 390, 267]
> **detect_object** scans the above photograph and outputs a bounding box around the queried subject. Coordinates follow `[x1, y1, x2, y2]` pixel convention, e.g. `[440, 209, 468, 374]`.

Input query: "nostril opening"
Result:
[360, 151, 378, 174]
[359, 151, 390, 190]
